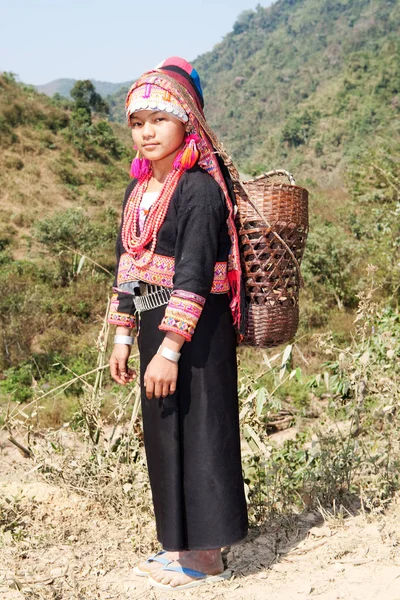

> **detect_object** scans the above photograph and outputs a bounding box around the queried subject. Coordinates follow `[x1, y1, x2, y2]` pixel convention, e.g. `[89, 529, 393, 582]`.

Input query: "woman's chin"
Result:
[142, 150, 164, 162]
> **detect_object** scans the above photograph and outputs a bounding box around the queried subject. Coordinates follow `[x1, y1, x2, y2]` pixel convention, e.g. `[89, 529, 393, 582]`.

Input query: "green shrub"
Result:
[0, 116, 18, 146]
[314, 141, 323, 157]
[0, 362, 34, 402]
[34, 208, 118, 255]
[64, 118, 127, 163]
[302, 219, 360, 309]
[51, 158, 83, 187]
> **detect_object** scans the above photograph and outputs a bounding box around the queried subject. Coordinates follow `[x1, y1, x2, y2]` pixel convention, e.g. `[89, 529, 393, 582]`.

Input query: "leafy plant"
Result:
[302, 219, 360, 309]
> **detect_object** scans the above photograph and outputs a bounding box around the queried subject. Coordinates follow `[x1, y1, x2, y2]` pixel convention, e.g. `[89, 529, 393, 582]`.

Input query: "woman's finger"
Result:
[154, 382, 163, 399]
[110, 359, 118, 381]
[110, 358, 124, 384]
[145, 378, 154, 400]
[118, 358, 127, 375]
[125, 369, 137, 382]
[119, 359, 136, 382]
[143, 368, 148, 390]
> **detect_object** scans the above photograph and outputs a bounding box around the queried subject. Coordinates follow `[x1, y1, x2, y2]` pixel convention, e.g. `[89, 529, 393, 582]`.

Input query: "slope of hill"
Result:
[0, 73, 132, 374]
[36, 78, 133, 99]
[107, 0, 400, 181]
[0, 75, 131, 249]
[193, 0, 400, 176]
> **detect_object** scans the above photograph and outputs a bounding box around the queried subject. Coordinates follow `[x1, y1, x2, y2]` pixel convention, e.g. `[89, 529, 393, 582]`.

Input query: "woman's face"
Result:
[130, 110, 186, 164]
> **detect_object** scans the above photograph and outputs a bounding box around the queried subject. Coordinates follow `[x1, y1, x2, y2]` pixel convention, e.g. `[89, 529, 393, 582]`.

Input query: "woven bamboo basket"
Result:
[235, 170, 309, 348]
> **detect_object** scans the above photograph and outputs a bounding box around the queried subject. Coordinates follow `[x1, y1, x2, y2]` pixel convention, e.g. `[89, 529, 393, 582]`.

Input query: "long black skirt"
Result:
[137, 293, 248, 551]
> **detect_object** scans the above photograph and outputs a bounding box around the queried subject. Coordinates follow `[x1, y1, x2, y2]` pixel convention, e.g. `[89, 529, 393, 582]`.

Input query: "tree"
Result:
[70, 80, 109, 118]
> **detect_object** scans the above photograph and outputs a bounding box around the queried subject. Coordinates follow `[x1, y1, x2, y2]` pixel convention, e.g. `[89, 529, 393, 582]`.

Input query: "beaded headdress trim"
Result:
[126, 83, 188, 123]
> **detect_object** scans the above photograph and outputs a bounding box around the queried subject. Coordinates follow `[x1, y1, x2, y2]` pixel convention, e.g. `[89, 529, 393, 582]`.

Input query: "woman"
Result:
[108, 57, 248, 591]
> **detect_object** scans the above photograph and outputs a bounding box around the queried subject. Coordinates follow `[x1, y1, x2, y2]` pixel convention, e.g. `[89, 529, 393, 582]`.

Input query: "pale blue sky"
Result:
[1, 0, 274, 85]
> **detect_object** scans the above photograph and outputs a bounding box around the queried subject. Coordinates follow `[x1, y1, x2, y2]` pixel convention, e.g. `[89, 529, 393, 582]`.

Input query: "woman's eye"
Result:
[155, 117, 165, 122]
[131, 121, 142, 128]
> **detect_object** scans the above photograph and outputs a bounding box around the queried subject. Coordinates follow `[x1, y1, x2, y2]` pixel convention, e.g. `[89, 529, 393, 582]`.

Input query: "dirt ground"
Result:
[1, 432, 400, 600]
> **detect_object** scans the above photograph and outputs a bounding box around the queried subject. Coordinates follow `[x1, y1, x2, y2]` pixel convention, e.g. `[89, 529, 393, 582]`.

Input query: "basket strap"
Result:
[154, 71, 304, 286]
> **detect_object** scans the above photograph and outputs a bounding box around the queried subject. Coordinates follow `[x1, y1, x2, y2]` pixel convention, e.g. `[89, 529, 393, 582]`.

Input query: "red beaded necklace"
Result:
[121, 166, 185, 266]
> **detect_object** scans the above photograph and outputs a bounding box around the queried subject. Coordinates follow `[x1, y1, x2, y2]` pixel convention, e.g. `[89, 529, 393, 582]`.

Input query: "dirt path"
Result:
[1, 435, 400, 600]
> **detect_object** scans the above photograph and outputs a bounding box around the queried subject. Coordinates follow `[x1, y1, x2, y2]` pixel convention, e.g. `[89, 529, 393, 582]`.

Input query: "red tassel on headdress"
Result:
[173, 134, 200, 171]
[130, 150, 151, 180]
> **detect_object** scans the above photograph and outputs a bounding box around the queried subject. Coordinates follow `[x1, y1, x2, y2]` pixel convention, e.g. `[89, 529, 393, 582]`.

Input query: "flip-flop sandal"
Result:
[133, 550, 171, 577]
[149, 564, 232, 591]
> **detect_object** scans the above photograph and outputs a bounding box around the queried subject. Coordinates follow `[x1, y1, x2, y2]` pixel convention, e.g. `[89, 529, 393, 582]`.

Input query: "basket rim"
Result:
[243, 169, 294, 184]
[242, 180, 309, 194]
[242, 169, 308, 194]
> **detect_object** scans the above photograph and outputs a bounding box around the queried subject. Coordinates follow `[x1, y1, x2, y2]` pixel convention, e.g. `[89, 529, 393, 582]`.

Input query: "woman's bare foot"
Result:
[137, 550, 179, 576]
[150, 549, 224, 588]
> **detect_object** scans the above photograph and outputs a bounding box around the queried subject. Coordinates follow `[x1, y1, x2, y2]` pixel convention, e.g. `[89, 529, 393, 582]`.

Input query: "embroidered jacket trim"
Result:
[159, 290, 206, 341]
[108, 293, 136, 328]
[117, 250, 230, 293]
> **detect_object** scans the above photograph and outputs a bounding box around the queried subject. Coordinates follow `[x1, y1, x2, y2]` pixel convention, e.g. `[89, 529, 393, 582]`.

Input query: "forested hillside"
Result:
[109, 0, 400, 182]
[195, 0, 400, 177]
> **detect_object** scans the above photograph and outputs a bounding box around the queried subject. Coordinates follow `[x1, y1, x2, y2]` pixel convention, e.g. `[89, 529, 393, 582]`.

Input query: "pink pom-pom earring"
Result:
[130, 149, 151, 180]
[173, 133, 200, 171]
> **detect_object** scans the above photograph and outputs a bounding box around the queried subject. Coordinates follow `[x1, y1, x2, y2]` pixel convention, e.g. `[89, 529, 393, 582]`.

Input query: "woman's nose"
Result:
[142, 121, 155, 138]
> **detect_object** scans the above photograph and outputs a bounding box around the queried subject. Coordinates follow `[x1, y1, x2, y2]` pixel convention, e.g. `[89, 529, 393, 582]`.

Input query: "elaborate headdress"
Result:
[122, 57, 244, 332]
[126, 56, 204, 123]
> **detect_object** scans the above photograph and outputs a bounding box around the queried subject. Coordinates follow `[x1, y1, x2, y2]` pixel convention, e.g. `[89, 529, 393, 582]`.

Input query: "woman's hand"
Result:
[144, 354, 178, 399]
[109, 344, 137, 385]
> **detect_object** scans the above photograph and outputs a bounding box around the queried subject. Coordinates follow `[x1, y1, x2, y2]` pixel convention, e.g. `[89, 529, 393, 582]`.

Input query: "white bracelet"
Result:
[157, 345, 181, 363]
[114, 335, 134, 345]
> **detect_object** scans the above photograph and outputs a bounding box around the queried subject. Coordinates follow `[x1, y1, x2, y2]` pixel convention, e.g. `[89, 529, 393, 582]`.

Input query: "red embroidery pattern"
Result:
[107, 293, 136, 328]
[117, 250, 230, 293]
[159, 290, 206, 341]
